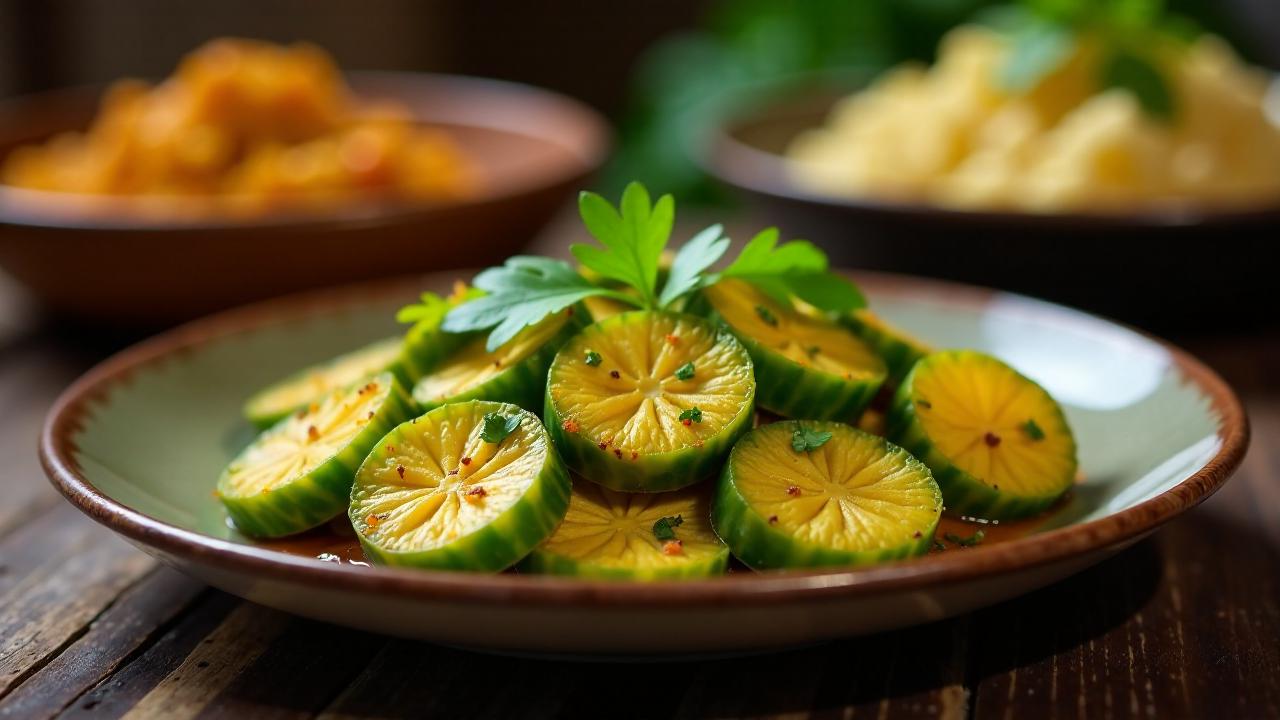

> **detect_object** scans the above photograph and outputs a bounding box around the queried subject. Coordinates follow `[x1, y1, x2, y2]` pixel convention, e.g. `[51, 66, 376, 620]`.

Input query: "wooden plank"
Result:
[0, 567, 205, 720]
[0, 530, 154, 699]
[57, 592, 241, 720]
[0, 505, 103, 598]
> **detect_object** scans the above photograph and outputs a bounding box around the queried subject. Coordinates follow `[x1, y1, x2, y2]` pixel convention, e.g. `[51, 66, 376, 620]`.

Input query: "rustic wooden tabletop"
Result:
[0, 266, 1277, 720]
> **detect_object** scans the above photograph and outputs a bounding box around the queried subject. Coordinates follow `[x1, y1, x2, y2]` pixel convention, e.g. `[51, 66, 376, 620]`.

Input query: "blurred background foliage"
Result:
[605, 0, 1253, 203]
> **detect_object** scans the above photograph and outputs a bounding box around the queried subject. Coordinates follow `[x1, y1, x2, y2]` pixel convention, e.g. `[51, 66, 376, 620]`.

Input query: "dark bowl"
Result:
[701, 82, 1280, 332]
[0, 72, 610, 327]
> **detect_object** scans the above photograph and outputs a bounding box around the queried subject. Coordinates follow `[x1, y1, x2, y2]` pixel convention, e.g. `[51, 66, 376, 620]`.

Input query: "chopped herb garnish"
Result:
[652, 514, 684, 541]
[674, 362, 695, 380]
[944, 530, 986, 548]
[480, 412, 521, 443]
[805, 345, 821, 358]
[791, 426, 833, 453]
[1021, 419, 1046, 441]
[584, 350, 602, 366]
[755, 305, 778, 327]
[933, 541, 947, 552]
[916, 398, 933, 410]
[679, 406, 703, 424]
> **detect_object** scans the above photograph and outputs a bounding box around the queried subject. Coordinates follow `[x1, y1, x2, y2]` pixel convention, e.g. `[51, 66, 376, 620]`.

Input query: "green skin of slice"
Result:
[711, 421, 941, 570]
[839, 311, 931, 386]
[543, 313, 756, 493]
[411, 307, 587, 415]
[520, 545, 729, 580]
[691, 294, 886, 423]
[242, 337, 410, 429]
[219, 372, 417, 539]
[351, 401, 572, 572]
[886, 351, 1078, 521]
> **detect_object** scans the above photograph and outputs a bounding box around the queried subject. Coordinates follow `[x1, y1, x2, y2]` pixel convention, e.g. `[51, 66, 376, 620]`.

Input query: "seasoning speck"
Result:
[609, 370, 620, 379]
[755, 305, 778, 326]
[461, 457, 472, 466]
[662, 540, 684, 556]
[768, 515, 778, 525]
[984, 432, 1001, 448]
[561, 419, 581, 433]
[396, 465, 405, 479]
[465, 486, 487, 503]
[307, 425, 320, 441]
[786, 485, 801, 497]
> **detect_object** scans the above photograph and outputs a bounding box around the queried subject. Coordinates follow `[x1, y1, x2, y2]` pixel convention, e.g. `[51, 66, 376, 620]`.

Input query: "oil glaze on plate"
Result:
[40, 272, 1248, 654]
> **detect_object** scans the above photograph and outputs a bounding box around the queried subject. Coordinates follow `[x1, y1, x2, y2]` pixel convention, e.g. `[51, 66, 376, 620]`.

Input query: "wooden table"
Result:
[1, 273, 1277, 720]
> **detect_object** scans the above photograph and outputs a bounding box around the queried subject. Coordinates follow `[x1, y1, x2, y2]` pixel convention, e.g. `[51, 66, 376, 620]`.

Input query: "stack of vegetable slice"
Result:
[215, 181, 1078, 579]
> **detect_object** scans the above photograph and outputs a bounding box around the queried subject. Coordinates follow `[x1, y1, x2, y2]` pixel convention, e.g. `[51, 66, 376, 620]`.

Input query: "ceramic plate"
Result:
[40, 272, 1248, 655]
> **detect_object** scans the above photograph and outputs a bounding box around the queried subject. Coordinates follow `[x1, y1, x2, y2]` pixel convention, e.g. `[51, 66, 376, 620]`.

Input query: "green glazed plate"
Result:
[40, 272, 1247, 655]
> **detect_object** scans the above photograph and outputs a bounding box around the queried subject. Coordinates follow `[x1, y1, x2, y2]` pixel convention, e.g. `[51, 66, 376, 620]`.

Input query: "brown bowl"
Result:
[0, 72, 610, 327]
[701, 81, 1280, 332]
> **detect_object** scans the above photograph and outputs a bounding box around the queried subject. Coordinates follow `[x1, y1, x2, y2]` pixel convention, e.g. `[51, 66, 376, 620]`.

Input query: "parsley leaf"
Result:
[999, 16, 1075, 92]
[652, 514, 684, 541]
[584, 350, 602, 366]
[573, 182, 673, 309]
[443, 256, 637, 351]
[658, 223, 730, 308]
[945, 530, 986, 548]
[674, 362, 695, 380]
[791, 426, 833, 453]
[679, 406, 703, 423]
[1021, 419, 1046, 441]
[716, 228, 865, 313]
[1100, 48, 1175, 121]
[480, 412, 521, 444]
[395, 291, 450, 326]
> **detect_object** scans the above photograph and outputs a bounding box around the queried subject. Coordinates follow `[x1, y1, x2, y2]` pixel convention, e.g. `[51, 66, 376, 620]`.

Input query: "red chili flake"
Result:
[561, 419, 581, 433]
[566, 307, 575, 317]
[630, 451, 638, 461]
[386, 445, 395, 453]
[913, 530, 922, 538]
[366, 514, 382, 528]
[307, 425, 320, 441]
[448, 468, 459, 476]
[461, 457, 472, 466]
[984, 432, 1001, 448]
[613, 448, 623, 459]
[464, 486, 487, 503]
[609, 370, 621, 379]
[682, 418, 692, 427]
[768, 515, 778, 525]
[597, 441, 608, 450]
[366, 411, 375, 420]
[396, 465, 405, 479]
[664, 333, 679, 345]
[493, 360, 502, 368]
[786, 485, 801, 497]
[844, 372, 853, 380]
[662, 540, 684, 556]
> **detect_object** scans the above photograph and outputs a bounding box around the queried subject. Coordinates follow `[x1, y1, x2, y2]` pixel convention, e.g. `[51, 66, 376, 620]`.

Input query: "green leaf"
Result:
[783, 272, 866, 313]
[674, 362, 695, 380]
[790, 426, 833, 453]
[999, 19, 1075, 92]
[678, 406, 703, 423]
[658, 224, 730, 308]
[442, 256, 635, 352]
[1020, 419, 1046, 441]
[652, 514, 684, 541]
[480, 412, 521, 444]
[1099, 48, 1176, 120]
[395, 291, 449, 326]
[572, 182, 674, 307]
[944, 530, 986, 547]
[584, 350, 602, 366]
[717, 228, 866, 313]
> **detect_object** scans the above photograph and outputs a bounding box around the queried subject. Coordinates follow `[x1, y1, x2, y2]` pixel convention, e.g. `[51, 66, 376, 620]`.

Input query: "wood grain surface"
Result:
[0, 268, 1276, 719]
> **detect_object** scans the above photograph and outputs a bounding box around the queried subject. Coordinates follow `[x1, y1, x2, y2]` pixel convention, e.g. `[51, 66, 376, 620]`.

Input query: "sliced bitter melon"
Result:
[349, 400, 571, 571]
[521, 478, 728, 580]
[712, 420, 942, 569]
[700, 279, 886, 422]
[242, 336, 406, 429]
[840, 309, 933, 385]
[888, 350, 1078, 520]
[545, 311, 755, 493]
[411, 307, 582, 414]
[218, 372, 415, 538]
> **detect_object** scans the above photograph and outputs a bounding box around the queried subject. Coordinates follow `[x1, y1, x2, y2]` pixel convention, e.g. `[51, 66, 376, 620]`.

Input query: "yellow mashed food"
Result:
[2, 38, 476, 214]
[787, 27, 1280, 213]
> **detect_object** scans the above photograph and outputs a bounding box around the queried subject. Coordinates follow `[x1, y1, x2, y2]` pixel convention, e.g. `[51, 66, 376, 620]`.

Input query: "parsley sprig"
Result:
[440, 182, 865, 351]
[652, 514, 684, 541]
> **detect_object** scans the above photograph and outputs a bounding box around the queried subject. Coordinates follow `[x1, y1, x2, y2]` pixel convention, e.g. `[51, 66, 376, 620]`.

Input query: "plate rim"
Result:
[38, 270, 1250, 608]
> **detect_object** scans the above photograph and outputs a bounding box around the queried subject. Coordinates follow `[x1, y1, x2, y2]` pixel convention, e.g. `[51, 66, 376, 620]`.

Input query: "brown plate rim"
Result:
[0, 71, 611, 231]
[38, 270, 1250, 608]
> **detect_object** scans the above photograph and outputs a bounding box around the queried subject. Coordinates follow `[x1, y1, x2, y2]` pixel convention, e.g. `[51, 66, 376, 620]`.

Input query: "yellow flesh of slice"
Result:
[734, 426, 939, 552]
[254, 337, 401, 414]
[350, 405, 545, 551]
[705, 280, 882, 379]
[913, 355, 1075, 496]
[539, 480, 723, 570]
[414, 312, 569, 404]
[226, 379, 389, 496]
[550, 313, 753, 455]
